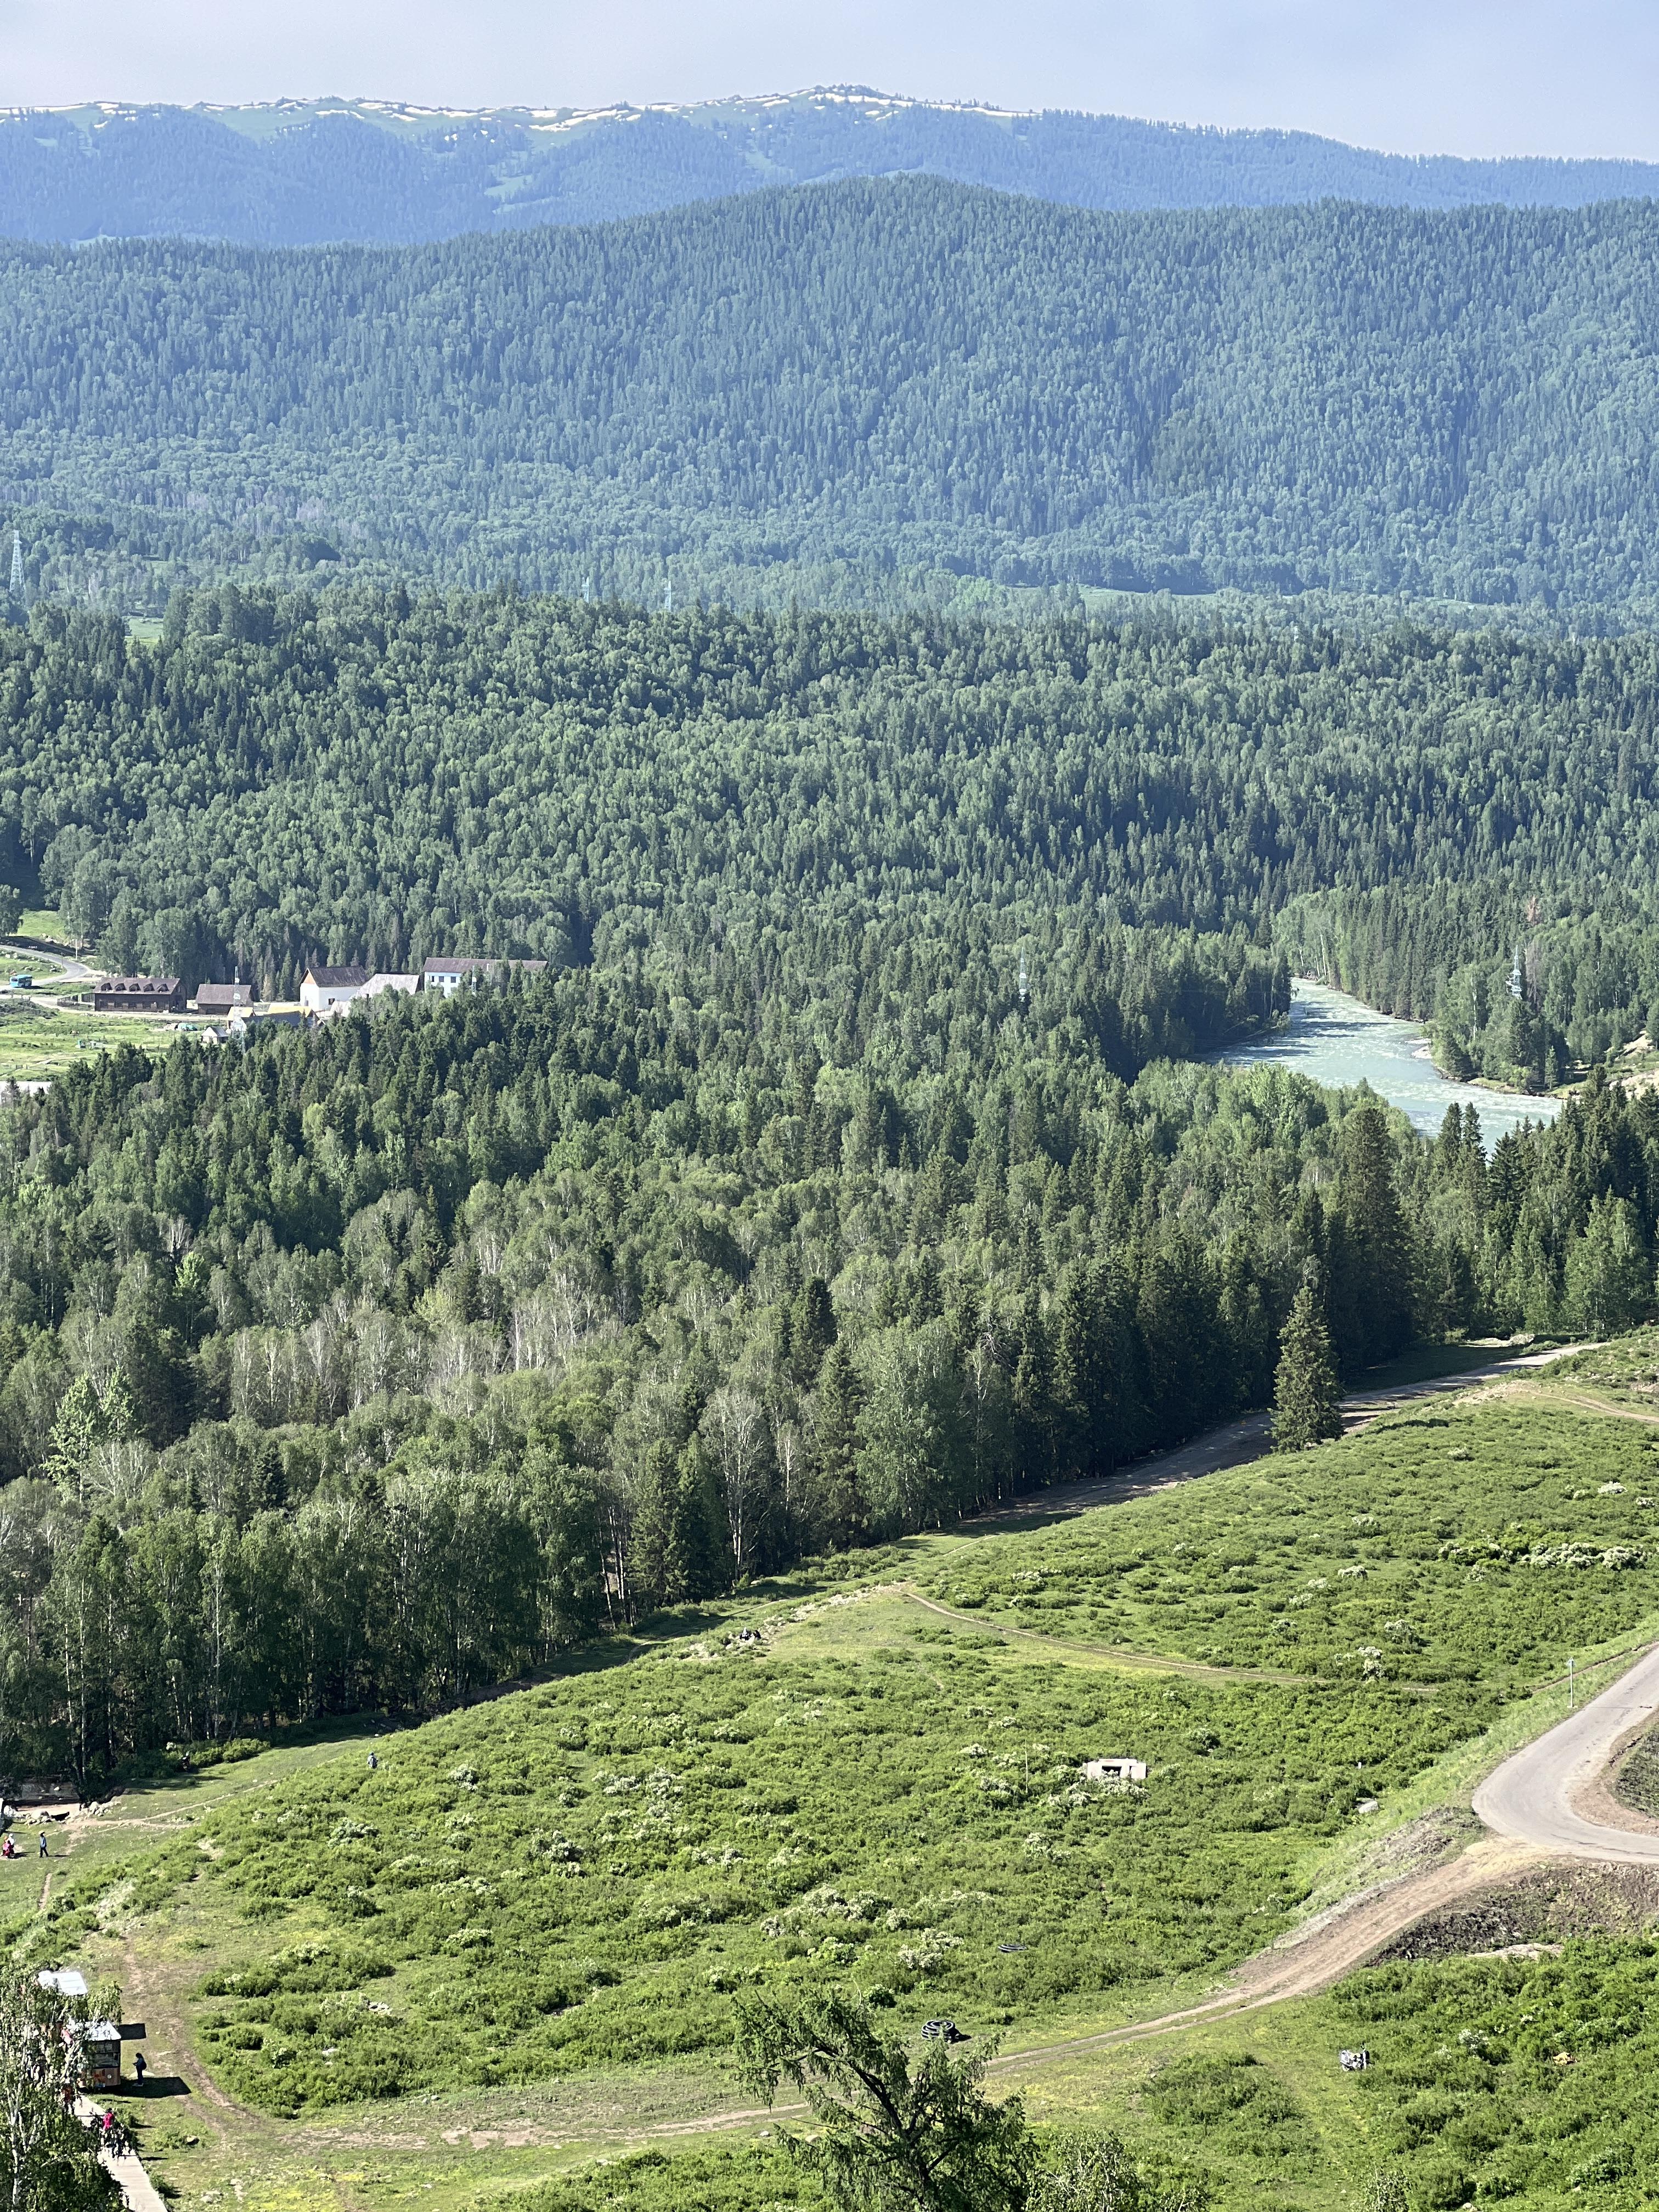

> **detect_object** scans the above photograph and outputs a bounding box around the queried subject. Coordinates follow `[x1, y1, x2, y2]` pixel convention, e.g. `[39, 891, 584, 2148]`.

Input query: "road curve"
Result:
[0, 936, 98, 981]
[1474, 1641, 1659, 1862]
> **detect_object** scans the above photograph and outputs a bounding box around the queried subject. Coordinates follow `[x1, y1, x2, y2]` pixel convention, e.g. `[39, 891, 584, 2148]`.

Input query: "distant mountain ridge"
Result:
[13, 179, 1659, 614]
[5, 87, 1659, 244]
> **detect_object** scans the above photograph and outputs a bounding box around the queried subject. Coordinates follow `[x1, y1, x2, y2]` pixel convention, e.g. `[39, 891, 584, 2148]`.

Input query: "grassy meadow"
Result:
[923, 1400, 1659, 1685]
[12, 1387, 1659, 2210]
[0, 999, 194, 1083]
[0, 915, 199, 1079]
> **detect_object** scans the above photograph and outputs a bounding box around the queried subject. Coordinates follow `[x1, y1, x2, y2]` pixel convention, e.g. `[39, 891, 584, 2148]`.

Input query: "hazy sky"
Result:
[7, 0, 1659, 160]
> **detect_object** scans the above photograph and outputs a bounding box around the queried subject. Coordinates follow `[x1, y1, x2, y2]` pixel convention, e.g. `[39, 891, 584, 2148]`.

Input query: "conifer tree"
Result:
[1272, 1276, 1344, 1452]
[1565, 1192, 1651, 1335]
[1336, 1104, 1412, 1364]
[627, 1438, 680, 1612]
[1013, 1285, 1054, 1485]
[674, 1436, 729, 1600]
[792, 1276, 838, 1386]
[1052, 1259, 1111, 1480]
[813, 1341, 865, 1545]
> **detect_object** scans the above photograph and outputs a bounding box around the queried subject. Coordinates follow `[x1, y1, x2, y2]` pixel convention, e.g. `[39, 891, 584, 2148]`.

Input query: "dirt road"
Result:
[976, 1342, 1592, 1524]
[0, 937, 97, 981]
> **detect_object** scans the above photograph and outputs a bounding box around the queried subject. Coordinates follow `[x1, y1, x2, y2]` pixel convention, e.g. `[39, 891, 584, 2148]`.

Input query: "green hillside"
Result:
[16, 183, 1659, 607]
[21, 1390, 1659, 2209]
[9, 155, 1659, 2212]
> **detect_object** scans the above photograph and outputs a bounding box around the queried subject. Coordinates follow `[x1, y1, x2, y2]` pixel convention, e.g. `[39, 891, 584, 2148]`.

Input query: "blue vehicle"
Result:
[8, 975, 32, 990]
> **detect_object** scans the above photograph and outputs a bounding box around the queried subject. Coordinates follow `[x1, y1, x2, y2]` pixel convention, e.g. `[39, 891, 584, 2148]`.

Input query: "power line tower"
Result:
[8, 531, 22, 603]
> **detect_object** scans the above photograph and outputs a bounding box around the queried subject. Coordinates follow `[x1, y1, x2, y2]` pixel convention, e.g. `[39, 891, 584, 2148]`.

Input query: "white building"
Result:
[228, 1003, 306, 1038]
[299, 964, 371, 1012]
[422, 955, 548, 997]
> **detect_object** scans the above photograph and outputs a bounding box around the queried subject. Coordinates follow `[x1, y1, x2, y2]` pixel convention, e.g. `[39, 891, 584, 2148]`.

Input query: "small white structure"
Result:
[1082, 1757, 1147, 1785]
[313, 973, 419, 1019]
[422, 955, 548, 997]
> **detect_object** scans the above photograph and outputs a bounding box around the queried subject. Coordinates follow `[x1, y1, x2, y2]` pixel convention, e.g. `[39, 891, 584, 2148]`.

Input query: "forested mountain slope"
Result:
[8, 590, 1659, 1002]
[8, 90, 1659, 247]
[3, 938, 1653, 1779]
[5, 585, 1659, 1773]
[13, 182, 1659, 609]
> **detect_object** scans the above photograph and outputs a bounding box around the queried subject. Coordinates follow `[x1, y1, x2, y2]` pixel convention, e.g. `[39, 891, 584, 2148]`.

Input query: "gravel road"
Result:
[1474, 1640, 1659, 1863]
[0, 938, 98, 980]
[977, 1340, 1592, 1524]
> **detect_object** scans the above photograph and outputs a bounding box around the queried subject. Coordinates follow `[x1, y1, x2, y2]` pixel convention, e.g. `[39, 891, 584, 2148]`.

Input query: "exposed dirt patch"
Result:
[1615, 1721, 1659, 1821]
[1372, 1858, 1659, 1963]
[1345, 1804, 1487, 1891]
[1573, 1714, 1659, 1836]
[119, 1940, 263, 2137]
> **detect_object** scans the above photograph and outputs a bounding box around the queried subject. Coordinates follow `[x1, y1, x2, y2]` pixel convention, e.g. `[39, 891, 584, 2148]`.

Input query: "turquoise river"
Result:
[1216, 981, 1562, 1147]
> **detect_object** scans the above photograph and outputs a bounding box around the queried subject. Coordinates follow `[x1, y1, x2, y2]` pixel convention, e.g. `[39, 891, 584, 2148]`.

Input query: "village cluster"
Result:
[88, 954, 546, 1035]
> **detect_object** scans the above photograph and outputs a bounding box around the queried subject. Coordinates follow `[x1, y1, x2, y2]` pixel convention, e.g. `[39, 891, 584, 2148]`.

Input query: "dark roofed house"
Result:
[92, 977, 183, 1014]
[194, 982, 253, 1013]
[300, 965, 371, 1012]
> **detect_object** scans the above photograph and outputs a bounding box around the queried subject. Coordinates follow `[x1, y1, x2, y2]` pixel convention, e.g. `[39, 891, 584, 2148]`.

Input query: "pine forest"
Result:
[6, 116, 1659, 2212]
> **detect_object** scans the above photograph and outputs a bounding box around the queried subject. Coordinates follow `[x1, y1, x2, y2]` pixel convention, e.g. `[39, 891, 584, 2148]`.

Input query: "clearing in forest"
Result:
[13, 1387, 1659, 2210]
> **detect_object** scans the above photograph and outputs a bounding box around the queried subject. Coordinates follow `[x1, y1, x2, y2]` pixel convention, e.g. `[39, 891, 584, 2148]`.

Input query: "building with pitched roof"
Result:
[299, 964, 371, 1012]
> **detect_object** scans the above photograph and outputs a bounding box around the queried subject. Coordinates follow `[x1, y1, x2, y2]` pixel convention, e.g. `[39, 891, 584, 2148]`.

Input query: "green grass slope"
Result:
[18, 1390, 1659, 2208]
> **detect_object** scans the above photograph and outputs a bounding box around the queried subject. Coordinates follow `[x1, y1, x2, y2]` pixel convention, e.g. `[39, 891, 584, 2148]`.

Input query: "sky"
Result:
[5, 0, 1659, 161]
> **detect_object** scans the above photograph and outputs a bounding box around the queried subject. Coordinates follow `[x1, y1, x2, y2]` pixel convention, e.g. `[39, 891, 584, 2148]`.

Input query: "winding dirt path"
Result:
[969, 1342, 1592, 1527]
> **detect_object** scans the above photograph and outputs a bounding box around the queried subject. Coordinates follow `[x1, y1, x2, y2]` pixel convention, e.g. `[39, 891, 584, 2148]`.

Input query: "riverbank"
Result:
[1216, 980, 1562, 1144]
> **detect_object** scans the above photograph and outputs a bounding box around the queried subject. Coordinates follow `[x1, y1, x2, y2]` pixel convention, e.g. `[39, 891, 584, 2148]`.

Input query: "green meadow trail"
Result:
[58, 1340, 1659, 2180]
[894, 1585, 1318, 1684]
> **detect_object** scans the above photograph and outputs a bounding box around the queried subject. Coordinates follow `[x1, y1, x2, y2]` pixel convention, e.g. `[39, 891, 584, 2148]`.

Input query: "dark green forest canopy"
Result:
[7, 579, 1659, 1781]
[15, 182, 1659, 604]
[2, 943, 1654, 1781]
[1, 959, 1333, 1774]
[5, 590, 1659, 993]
